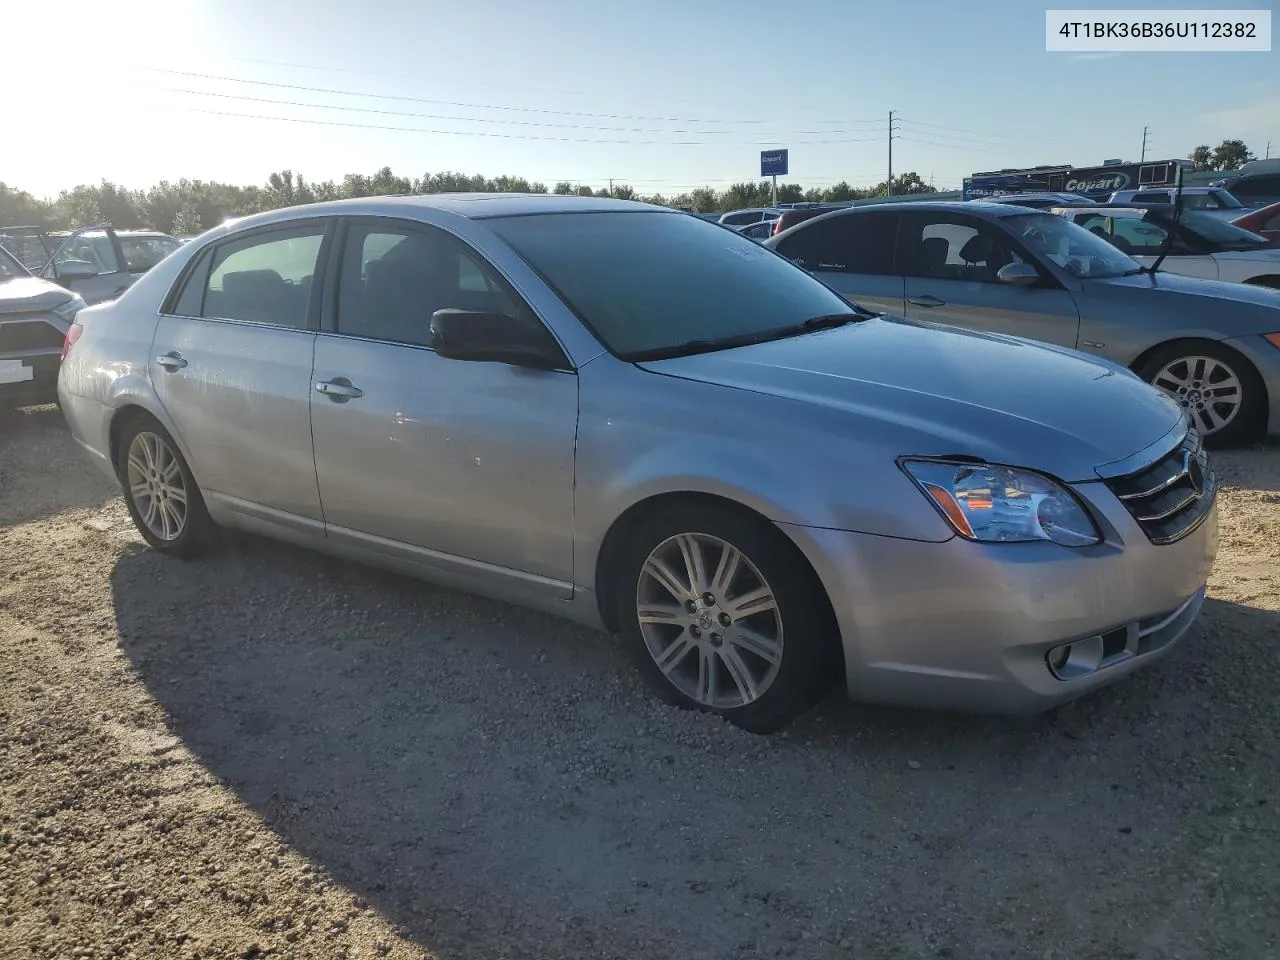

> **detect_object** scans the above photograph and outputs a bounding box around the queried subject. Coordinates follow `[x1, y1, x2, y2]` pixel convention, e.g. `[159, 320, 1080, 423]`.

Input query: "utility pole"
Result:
[1141, 126, 1151, 162]
[887, 110, 899, 196]
[608, 178, 614, 198]
[1267, 141, 1273, 160]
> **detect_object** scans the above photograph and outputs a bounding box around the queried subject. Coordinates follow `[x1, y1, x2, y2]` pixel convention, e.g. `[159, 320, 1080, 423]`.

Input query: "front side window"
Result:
[488, 210, 861, 360]
[335, 222, 539, 348]
[899, 215, 1022, 283]
[200, 227, 325, 328]
[773, 212, 897, 275]
[54, 230, 120, 276]
[1162, 210, 1274, 250]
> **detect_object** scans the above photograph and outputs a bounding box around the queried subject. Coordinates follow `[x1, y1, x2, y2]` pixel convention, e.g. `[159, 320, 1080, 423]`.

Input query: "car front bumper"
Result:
[780, 476, 1217, 715]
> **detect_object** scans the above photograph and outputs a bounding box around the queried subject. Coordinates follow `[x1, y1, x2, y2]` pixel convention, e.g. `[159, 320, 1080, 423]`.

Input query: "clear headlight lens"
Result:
[902, 460, 1101, 547]
[52, 296, 86, 321]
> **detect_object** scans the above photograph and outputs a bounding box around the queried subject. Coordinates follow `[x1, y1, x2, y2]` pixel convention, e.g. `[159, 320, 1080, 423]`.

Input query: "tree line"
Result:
[1187, 139, 1260, 173]
[0, 168, 935, 235]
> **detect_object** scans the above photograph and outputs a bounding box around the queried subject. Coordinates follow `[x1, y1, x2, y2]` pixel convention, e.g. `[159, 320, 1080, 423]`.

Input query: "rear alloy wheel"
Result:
[1139, 342, 1266, 447]
[117, 416, 215, 556]
[615, 504, 839, 733]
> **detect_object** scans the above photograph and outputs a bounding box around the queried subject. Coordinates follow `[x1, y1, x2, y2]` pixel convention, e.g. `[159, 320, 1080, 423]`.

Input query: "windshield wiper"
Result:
[625, 312, 865, 362]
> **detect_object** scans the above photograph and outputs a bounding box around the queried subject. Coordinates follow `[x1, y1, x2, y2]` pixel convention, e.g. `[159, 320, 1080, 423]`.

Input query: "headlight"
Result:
[52, 296, 86, 321]
[901, 459, 1101, 547]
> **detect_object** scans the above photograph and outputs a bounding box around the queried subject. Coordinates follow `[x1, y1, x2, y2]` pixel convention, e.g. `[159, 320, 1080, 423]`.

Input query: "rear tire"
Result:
[1137, 341, 1266, 447]
[613, 502, 841, 734]
[115, 414, 215, 557]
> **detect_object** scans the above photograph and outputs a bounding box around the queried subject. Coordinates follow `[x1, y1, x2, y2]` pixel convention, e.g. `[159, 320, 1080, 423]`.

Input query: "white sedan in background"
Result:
[1052, 206, 1280, 289]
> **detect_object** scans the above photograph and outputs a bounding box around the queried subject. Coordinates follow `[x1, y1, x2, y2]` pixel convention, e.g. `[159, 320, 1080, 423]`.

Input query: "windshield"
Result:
[0, 245, 28, 281]
[1003, 212, 1142, 279]
[488, 211, 861, 359]
[1153, 210, 1273, 249]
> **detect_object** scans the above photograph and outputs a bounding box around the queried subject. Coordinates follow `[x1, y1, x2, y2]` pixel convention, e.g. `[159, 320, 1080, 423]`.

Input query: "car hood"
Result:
[0, 276, 76, 314]
[1085, 269, 1280, 322]
[638, 317, 1182, 483]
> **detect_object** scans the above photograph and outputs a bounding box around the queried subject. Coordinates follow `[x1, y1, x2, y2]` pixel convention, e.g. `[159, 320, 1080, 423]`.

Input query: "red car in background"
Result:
[1232, 201, 1280, 243]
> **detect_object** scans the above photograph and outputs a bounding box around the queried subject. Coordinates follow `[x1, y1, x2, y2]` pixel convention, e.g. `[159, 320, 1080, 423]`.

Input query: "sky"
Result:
[5, 0, 1277, 199]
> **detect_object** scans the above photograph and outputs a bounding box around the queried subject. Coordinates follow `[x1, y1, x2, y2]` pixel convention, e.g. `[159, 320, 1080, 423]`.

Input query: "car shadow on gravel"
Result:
[0, 403, 118, 528]
[108, 532, 1280, 959]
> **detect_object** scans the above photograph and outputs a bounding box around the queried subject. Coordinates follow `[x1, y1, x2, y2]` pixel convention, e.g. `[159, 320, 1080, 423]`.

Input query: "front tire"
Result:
[614, 503, 840, 733]
[116, 414, 215, 557]
[1138, 342, 1266, 447]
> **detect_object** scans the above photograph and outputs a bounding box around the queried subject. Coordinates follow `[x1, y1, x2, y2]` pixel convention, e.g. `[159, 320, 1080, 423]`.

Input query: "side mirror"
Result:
[54, 259, 99, 282]
[430, 309, 564, 369]
[996, 263, 1040, 287]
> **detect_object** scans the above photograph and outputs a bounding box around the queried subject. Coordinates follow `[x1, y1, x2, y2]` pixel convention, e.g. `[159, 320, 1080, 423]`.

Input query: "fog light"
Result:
[1046, 635, 1104, 680]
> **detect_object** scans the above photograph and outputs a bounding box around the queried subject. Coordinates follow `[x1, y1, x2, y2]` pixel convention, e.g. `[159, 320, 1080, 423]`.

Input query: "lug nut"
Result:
[709, 633, 722, 646]
[686, 600, 698, 613]
[690, 626, 702, 638]
[702, 592, 715, 606]
[718, 612, 731, 627]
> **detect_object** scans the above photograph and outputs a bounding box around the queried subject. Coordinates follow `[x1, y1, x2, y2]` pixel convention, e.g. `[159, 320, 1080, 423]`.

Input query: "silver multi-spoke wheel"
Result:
[636, 533, 784, 710]
[1152, 355, 1242, 436]
[125, 431, 188, 541]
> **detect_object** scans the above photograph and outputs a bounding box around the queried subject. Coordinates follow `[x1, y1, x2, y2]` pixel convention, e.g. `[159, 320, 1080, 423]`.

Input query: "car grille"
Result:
[1103, 427, 1215, 545]
[0, 318, 65, 352]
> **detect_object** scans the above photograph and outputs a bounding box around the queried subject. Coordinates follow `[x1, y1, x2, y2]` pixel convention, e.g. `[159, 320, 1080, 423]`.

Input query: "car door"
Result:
[43, 227, 134, 304]
[309, 217, 578, 600]
[771, 211, 905, 314]
[896, 211, 1081, 347]
[150, 220, 330, 532]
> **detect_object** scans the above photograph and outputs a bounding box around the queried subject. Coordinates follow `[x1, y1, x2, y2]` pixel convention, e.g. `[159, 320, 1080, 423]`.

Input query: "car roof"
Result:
[818, 200, 1036, 218]
[206, 194, 671, 234]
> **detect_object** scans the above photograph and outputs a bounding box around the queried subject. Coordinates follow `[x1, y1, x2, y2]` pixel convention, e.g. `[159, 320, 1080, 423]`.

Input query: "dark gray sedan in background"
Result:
[767, 201, 1280, 445]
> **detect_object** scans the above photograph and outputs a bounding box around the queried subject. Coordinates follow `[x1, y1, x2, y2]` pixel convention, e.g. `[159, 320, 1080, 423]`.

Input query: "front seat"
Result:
[918, 237, 950, 275]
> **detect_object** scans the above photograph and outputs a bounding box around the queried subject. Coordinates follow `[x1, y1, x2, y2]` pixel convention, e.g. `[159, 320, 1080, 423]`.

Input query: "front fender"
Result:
[572, 358, 954, 588]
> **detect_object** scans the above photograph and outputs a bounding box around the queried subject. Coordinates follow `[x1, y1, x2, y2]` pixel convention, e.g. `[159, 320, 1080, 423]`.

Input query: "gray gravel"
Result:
[1, 403, 1278, 959]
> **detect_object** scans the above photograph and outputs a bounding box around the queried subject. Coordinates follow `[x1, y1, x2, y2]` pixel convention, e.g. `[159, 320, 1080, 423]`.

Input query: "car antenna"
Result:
[1144, 163, 1184, 275]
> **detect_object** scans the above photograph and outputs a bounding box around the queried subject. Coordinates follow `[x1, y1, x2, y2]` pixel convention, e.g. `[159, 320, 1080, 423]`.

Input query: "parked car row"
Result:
[0, 224, 183, 306]
[57, 194, 1229, 732]
[0, 244, 86, 408]
[765, 200, 1280, 445]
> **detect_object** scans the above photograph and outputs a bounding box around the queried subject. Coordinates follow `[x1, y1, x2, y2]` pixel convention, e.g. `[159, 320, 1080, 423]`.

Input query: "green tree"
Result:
[776, 183, 804, 204]
[552, 181, 575, 195]
[688, 187, 717, 212]
[823, 181, 856, 202]
[1211, 139, 1254, 171]
[1189, 145, 1213, 172]
[0, 182, 51, 228]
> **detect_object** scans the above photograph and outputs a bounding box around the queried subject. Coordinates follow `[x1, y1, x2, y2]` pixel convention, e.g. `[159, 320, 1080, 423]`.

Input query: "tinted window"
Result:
[201, 227, 325, 328]
[774, 212, 897, 275]
[899, 215, 1022, 282]
[721, 212, 756, 226]
[1231, 176, 1280, 200]
[335, 222, 538, 348]
[169, 247, 212, 317]
[54, 230, 120, 276]
[0, 246, 25, 280]
[1265, 213, 1280, 231]
[1112, 216, 1170, 255]
[488, 211, 859, 359]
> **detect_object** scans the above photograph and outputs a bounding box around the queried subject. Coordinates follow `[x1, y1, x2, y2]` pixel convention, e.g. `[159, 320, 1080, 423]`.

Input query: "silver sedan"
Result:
[59, 195, 1217, 732]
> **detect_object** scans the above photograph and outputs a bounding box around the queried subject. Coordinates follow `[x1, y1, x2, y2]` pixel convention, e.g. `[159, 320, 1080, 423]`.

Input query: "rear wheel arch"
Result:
[1243, 275, 1280, 290]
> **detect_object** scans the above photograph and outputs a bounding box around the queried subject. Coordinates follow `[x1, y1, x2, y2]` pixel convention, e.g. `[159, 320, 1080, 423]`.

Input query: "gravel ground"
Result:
[2, 403, 1278, 960]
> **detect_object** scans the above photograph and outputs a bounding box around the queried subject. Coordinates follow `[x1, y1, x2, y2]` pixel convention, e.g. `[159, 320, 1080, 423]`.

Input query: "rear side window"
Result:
[194, 226, 326, 329]
[773, 212, 897, 275]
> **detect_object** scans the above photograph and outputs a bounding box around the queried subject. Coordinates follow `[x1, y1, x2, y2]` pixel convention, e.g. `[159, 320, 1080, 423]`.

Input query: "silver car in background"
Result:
[767, 201, 1280, 445]
[60, 195, 1216, 732]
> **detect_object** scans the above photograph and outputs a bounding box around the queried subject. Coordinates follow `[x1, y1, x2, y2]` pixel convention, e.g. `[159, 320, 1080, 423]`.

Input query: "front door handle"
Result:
[908, 295, 946, 308]
[315, 377, 363, 402]
[155, 352, 187, 370]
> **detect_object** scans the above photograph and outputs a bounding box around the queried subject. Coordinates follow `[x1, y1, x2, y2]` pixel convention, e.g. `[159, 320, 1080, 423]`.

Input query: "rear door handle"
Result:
[908, 295, 946, 308]
[155, 352, 187, 370]
[314, 378, 363, 401]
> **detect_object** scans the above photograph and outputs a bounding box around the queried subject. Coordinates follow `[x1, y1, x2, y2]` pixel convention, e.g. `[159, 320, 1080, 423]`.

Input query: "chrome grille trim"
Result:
[1102, 426, 1214, 545]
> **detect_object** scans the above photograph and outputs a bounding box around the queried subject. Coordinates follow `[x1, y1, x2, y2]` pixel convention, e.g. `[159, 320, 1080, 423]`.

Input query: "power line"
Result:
[895, 118, 1011, 140]
[158, 87, 901, 138]
[151, 103, 892, 147]
[143, 67, 889, 127]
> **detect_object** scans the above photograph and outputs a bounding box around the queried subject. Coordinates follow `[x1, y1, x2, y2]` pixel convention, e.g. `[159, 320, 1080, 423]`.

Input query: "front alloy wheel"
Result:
[636, 533, 784, 710]
[615, 503, 839, 733]
[1151, 354, 1242, 437]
